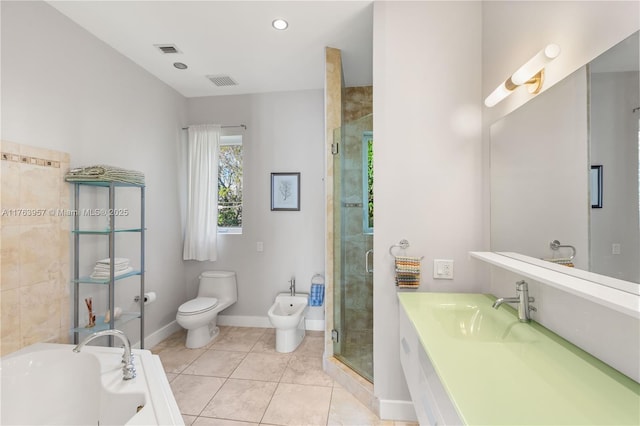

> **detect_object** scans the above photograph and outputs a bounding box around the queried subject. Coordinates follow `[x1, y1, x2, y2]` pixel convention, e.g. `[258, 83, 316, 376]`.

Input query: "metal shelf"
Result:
[71, 181, 146, 348]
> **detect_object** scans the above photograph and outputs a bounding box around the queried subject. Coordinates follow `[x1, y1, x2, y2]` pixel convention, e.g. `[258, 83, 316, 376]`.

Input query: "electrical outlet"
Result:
[256, 242, 264, 252]
[612, 243, 621, 255]
[433, 259, 454, 280]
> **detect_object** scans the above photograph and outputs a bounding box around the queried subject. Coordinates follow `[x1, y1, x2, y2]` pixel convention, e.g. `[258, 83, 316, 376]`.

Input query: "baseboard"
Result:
[378, 399, 417, 422]
[305, 319, 325, 331]
[217, 314, 272, 328]
[136, 320, 182, 350]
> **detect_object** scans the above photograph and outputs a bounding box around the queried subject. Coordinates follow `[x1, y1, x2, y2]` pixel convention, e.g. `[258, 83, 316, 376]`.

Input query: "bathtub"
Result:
[1, 342, 183, 425]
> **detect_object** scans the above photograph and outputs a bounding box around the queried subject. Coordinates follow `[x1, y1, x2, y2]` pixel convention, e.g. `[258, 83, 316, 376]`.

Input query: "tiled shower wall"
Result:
[341, 86, 373, 352]
[1, 140, 71, 355]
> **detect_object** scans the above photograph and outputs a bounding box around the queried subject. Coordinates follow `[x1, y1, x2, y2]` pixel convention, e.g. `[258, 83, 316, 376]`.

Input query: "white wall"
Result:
[1, 0, 188, 346]
[373, 1, 483, 419]
[184, 90, 325, 323]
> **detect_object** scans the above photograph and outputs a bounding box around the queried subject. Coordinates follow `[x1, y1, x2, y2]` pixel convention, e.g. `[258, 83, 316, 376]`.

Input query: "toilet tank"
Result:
[198, 270, 237, 303]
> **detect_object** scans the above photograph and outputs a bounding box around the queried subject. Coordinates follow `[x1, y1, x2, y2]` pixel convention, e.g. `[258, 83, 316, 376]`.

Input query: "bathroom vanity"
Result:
[398, 292, 640, 425]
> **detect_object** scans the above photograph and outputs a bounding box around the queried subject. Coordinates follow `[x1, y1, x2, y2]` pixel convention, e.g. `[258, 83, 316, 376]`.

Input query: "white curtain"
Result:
[182, 124, 221, 261]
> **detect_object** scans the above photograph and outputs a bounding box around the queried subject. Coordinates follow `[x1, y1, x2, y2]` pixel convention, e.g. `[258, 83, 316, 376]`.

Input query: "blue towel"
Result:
[310, 283, 325, 306]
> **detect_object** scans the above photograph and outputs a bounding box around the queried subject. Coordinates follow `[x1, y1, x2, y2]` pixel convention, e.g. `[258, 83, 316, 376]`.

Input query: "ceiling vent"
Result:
[154, 44, 181, 54]
[207, 75, 238, 87]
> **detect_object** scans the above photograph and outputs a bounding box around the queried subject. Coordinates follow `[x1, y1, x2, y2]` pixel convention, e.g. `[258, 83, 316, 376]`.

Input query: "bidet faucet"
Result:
[73, 329, 136, 380]
[492, 280, 537, 322]
[289, 277, 296, 296]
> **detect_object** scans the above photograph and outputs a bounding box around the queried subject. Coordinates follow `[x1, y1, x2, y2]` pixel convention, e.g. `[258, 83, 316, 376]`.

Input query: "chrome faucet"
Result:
[492, 280, 537, 322]
[289, 277, 296, 296]
[73, 329, 136, 380]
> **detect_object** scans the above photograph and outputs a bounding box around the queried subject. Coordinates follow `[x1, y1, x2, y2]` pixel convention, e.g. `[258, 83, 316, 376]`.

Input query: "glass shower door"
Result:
[333, 115, 373, 382]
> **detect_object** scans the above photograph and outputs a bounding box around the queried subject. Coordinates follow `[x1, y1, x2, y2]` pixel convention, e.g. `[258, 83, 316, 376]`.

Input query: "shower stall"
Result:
[332, 112, 373, 382]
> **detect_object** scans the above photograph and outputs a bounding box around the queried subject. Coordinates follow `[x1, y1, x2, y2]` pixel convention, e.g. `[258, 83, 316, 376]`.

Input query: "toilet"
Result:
[176, 270, 237, 349]
[267, 293, 308, 353]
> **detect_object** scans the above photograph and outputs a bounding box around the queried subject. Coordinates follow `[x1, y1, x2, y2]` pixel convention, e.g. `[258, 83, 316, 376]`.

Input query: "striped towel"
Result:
[65, 165, 145, 185]
[395, 256, 421, 288]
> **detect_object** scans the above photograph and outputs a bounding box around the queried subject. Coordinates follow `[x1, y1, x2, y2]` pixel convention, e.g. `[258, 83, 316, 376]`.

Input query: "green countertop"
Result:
[398, 292, 640, 425]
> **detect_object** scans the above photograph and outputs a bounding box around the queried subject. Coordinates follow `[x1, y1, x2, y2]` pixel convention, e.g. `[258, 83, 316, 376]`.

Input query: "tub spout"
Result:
[73, 329, 136, 380]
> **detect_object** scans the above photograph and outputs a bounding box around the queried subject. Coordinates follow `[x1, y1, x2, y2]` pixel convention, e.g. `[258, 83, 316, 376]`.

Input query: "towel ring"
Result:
[549, 240, 576, 261]
[389, 239, 410, 257]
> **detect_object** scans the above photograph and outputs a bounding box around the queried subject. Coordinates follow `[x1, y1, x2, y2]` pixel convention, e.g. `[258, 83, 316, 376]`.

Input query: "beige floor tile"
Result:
[294, 335, 324, 357]
[183, 349, 247, 377]
[183, 414, 198, 425]
[194, 417, 258, 426]
[153, 344, 207, 374]
[211, 327, 266, 352]
[328, 383, 383, 426]
[251, 329, 278, 353]
[170, 374, 226, 416]
[281, 354, 334, 387]
[153, 330, 188, 348]
[262, 383, 332, 426]
[200, 378, 277, 423]
[230, 352, 290, 382]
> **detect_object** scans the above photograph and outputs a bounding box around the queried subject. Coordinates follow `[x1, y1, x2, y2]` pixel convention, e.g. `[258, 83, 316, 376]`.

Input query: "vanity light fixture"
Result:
[484, 44, 561, 107]
[272, 18, 288, 30]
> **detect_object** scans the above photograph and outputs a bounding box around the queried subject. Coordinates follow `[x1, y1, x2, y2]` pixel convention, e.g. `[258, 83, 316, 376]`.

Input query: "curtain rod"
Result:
[181, 124, 247, 130]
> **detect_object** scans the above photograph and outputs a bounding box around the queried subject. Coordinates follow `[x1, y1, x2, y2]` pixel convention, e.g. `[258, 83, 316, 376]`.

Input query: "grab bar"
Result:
[549, 240, 576, 260]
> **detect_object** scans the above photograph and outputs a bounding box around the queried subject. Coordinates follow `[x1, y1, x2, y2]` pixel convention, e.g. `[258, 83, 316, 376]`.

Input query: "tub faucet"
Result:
[73, 329, 136, 380]
[492, 280, 537, 322]
[289, 277, 296, 296]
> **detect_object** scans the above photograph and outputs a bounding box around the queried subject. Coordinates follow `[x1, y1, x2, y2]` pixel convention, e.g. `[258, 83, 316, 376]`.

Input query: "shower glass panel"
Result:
[333, 114, 373, 382]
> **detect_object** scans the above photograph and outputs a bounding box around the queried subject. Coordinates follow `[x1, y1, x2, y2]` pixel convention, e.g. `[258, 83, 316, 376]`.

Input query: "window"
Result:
[218, 135, 243, 233]
[362, 132, 373, 234]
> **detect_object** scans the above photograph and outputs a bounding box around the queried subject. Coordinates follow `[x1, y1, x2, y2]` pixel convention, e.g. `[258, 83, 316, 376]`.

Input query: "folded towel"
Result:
[96, 257, 130, 266]
[93, 262, 129, 271]
[65, 165, 145, 185]
[395, 256, 421, 288]
[90, 266, 134, 280]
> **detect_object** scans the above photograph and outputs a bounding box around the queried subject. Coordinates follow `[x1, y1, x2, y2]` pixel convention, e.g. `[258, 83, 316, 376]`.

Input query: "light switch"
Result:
[612, 243, 621, 255]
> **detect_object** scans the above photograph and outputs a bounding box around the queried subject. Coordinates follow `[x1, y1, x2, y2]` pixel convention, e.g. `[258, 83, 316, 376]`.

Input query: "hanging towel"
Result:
[310, 283, 325, 306]
[395, 256, 421, 288]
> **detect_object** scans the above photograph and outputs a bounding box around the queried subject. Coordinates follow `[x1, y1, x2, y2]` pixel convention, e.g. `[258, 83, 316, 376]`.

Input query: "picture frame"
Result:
[590, 165, 603, 208]
[271, 172, 300, 211]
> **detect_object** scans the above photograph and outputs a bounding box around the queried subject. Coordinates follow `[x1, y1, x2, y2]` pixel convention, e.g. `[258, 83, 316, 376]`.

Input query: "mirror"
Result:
[490, 31, 640, 287]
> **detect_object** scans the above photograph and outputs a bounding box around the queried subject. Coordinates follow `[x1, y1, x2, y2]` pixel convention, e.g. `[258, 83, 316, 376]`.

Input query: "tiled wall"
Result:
[1, 140, 71, 355]
[341, 86, 373, 352]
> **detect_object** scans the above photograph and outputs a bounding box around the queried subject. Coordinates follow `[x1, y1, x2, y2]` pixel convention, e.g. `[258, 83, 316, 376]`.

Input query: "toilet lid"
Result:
[178, 297, 218, 315]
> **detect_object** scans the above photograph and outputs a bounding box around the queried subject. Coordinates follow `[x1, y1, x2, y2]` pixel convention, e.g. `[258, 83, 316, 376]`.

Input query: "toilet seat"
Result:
[178, 297, 218, 315]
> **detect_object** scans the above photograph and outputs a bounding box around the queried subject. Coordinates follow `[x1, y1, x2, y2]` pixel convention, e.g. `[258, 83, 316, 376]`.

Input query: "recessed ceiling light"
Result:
[173, 62, 188, 70]
[272, 18, 288, 30]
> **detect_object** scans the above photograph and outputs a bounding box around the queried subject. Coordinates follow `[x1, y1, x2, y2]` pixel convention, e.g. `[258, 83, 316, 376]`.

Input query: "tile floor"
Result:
[151, 326, 415, 426]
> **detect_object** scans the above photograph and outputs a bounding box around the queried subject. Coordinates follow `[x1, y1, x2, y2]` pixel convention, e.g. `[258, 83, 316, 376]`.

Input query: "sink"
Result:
[432, 303, 537, 343]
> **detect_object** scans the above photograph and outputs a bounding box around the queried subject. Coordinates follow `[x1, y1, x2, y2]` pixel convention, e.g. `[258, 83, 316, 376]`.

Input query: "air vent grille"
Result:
[207, 75, 238, 87]
[154, 44, 180, 54]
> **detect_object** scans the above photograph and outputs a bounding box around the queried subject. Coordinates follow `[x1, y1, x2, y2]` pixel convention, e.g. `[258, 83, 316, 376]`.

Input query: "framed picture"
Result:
[271, 172, 300, 211]
[590, 165, 603, 208]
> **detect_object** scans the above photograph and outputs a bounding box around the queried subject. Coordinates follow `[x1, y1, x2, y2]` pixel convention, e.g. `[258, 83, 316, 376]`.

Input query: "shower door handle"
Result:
[365, 249, 374, 273]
